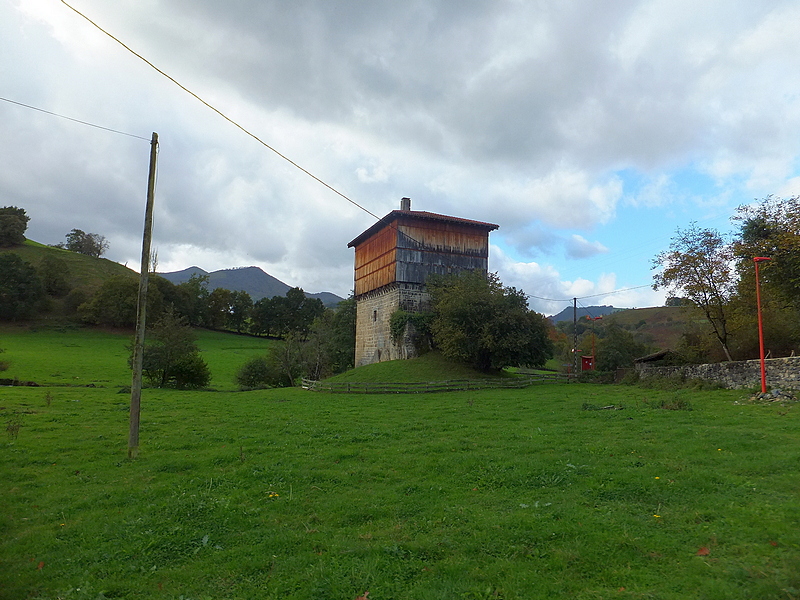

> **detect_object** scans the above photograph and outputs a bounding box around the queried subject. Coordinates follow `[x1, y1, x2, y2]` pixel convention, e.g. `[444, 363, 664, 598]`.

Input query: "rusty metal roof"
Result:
[348, 209, 499, 248]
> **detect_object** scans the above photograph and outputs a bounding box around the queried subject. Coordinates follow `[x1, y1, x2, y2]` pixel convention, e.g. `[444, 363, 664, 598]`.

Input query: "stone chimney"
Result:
[400, 197, 411, 211]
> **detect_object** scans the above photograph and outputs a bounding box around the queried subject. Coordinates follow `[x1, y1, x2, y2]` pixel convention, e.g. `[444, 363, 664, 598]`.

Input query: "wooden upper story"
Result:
[348, 202, 499, 297]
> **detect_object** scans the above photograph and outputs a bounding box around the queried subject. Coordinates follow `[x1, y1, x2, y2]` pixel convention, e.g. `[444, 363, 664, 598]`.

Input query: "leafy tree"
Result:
[79, 276, 164, 327]
[250, 288, 325, 338]
[63, 229, 109, 258]
[732, 195, 800, 306]
[207, 287, 233, 329]
[0, 254, 44, 320]
[326, 297, 356, 373]
[38, 256, 71, 297]
[594, 324, 648, 371]
[269, 334, 306, 385]
[176, 274, 210, 327]
[0, 207, 30, 247]
[427, 271, 553, 372]
[80, 276, 138, 327]
[250, 296, 276, 336]
[135, 309, 210, 388]
[652, 224, 735, 361]
[227, 290, 253, 333]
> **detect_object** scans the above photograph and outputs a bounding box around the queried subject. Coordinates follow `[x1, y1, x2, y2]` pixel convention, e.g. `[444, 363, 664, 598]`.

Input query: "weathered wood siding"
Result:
[353, 216, 492, 297]
[353, 223, 397, 297]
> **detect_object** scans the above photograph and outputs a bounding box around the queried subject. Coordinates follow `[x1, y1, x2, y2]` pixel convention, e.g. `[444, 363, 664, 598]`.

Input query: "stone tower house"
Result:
[347, 198, 498, 367]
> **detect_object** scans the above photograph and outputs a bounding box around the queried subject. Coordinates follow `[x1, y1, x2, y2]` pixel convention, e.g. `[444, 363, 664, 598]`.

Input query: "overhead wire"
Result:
[58, 0, 492, 279]
[56, 2, 665, 307]
[0, 96, 151, 141]
[60, 0, 383, 223]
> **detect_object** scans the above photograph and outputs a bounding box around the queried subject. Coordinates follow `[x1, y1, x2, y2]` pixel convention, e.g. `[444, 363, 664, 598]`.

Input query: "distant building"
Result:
[348, 198, 498, 366]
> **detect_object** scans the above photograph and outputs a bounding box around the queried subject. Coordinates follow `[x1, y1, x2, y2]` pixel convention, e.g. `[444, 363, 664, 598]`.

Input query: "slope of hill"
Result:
[159, 266, 344, 307]
[548, 304, 621, 322]
[0, 240, 136, 290]
[604, 305, 691, 351]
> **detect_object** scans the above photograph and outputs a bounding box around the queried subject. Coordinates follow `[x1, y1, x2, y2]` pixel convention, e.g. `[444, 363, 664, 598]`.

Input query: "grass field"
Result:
[0, 324, 278, 391]
[1, 327, 799, 599]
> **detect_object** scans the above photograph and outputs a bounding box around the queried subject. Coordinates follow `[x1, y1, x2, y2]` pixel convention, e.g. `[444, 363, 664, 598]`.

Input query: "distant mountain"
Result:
[548, 305, 622, 323]
[157, 266, 344, 307]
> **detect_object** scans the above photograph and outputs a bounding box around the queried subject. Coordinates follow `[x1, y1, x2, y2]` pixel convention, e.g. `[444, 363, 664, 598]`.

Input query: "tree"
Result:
[0, 254, 44, 320]
[326, 297, 356, 373]
[79, 275, 165, 327]
[249, 288, 325, 338]
[0, 207, 30, 247]
[207, 287, 233, 329]
[63, 229, 109, 258]
[176, 274, 210, 327]
[38, 255, 71, 297]
[250, 296, 276, 336]
[427, 271, 553, 372]
[226, 290, 253, 333]
[652, 224, 735, 361]
[732, 195, 800, 306]
[134, 309, 210, 388]
[594, 324, 648, 371]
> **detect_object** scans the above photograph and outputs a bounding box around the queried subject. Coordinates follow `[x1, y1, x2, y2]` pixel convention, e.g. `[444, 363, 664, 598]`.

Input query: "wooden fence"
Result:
[301, 372, 569, 394]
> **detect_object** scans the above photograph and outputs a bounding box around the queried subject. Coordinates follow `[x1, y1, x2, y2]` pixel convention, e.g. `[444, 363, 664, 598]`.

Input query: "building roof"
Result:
[347, 209, 499, 248]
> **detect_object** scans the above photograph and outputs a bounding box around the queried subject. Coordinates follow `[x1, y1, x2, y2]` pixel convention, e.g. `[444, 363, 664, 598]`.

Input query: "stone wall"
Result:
[635, 356, 800, 390]
[354, 283, 430, 367]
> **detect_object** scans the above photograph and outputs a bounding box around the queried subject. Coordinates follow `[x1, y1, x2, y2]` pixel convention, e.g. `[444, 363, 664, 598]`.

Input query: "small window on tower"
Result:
[373, 310, 377, 322]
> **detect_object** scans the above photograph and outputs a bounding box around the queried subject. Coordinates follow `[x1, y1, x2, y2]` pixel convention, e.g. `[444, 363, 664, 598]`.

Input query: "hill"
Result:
[159, 266, 344, 307]
[0, 240, 136, 291]
[548, 304, 621, 322]
[603, 305, 691, 350]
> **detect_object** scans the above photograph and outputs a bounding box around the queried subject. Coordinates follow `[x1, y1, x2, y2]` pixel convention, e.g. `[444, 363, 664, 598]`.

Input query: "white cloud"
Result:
[565, 235, 609, 259]
[4, 0, 800, 304]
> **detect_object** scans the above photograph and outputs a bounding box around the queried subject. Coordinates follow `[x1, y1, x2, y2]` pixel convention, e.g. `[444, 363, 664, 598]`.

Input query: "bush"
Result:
[133, 309, 212, 389]
[235, 345, 301, 389]
[576, 370, 615, 384]
[170, 353, 211, 389]
[236, 356, 271, 389]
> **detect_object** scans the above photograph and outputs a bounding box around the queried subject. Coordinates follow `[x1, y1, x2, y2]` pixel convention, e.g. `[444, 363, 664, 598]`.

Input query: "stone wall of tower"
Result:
[354, 283, 430, 367]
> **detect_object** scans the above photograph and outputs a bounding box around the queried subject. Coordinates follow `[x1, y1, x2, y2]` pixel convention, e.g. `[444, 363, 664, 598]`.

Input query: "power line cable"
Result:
[59, 0, 498, 283]
[0, 96, 151, 141]
[60, 0, 383, 223]
[527, 284, 653, 304]
[57, 2, 660, 305]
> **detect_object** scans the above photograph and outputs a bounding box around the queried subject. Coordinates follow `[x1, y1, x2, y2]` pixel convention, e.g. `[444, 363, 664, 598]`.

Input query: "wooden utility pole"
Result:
[128, 132, 159, 459]
[573, 298, 578, 377]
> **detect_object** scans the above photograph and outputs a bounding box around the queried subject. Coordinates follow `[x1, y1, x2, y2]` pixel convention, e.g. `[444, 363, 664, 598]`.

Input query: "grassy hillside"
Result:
[0, 239, 137, 292]
[0, 333, 797, 598]
[325, 351, 513, 383]
[604, 305, 694, 351]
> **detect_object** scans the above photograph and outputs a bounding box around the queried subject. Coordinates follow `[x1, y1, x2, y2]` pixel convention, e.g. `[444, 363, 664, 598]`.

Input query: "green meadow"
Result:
[1, 325, 799, 599]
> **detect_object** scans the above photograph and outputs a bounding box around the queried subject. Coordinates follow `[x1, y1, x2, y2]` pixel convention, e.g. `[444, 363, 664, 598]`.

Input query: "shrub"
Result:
[576, 370, 615, 384]
[236, 356, 271, 389]
[170, 353, 211, 389]
[132, 309, 212, 389]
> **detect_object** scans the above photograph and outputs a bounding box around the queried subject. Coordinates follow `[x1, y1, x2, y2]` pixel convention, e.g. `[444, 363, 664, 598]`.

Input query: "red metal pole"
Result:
[754, 257, 770, 394]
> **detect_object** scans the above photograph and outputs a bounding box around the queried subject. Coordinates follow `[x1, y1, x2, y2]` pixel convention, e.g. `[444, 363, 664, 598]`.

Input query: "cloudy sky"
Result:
[3, 0, 800, 315]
